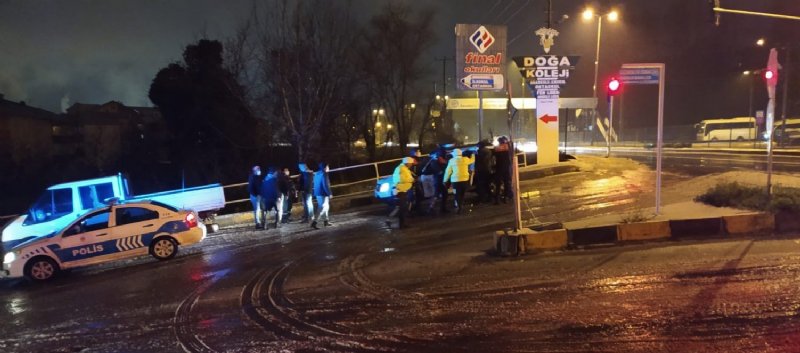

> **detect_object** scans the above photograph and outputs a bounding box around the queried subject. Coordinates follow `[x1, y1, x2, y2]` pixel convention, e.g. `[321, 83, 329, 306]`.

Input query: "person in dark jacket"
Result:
[493, 136, 512, 204]
[474, 140, 494, 203]
[311, 162, 332, 229]
[279, 167, 295, 223]
[422, 148, 450, 214]
[248, 166, 263, 229]
[259, 167, 283, 229]
[298, 163, 315, 223]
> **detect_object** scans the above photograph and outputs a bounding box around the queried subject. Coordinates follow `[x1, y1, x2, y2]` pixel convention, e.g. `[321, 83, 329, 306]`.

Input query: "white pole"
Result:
[591, 17, 602, 142]
[607, 96, 614, 157]
[655, 64, 665, 215]
[478, 91, 484, 142]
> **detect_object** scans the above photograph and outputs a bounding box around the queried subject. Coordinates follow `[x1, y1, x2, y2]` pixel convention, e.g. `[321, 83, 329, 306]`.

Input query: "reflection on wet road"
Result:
[2, 155, 800, 352]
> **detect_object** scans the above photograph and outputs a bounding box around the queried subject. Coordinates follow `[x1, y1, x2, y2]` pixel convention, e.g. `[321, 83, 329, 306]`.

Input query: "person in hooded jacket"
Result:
[279, 167, 295, 223]
[493, 136, 512, 204]
[474, 140, 494, 203]
[298, 163, 315, 223]
[248, 165, 263, 229]
[391, 157, 416, 228]
[443, 148, 475, 214]
[259, 167, 283, 229]
[421, 148, 450, 214]
[312, 162, 332, 229]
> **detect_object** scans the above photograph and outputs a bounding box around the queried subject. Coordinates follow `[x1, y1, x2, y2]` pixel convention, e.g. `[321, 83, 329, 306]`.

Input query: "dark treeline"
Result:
[1, 0, 454, 215]
[148, 0, 454, 187]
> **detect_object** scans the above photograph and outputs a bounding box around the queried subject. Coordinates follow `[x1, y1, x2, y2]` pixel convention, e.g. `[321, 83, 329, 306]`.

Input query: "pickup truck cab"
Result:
[2, 200, 206, 281]
[1, 173, 224, 250]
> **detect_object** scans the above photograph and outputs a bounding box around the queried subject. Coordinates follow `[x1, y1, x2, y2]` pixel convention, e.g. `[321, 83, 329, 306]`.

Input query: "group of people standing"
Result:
[248, 162, 332, 230]
[390, 136, 514, 228]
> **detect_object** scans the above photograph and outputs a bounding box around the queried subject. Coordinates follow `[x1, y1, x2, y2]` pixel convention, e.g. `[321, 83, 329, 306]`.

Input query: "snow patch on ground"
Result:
[566, 169, 800, 228]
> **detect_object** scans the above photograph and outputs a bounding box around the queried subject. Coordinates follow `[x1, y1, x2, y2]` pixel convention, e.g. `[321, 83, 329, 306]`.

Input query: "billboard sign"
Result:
[455, 24, 507, 91]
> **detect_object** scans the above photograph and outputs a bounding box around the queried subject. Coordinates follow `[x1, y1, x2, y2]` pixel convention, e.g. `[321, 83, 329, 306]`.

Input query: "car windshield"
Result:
[24, 188, 74, 225]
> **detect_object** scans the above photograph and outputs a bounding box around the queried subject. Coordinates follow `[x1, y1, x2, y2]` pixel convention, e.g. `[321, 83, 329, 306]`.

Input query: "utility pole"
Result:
[780, 48, 791, 147]
[435, 57, 454, 99]
[546, 0, 552, 28]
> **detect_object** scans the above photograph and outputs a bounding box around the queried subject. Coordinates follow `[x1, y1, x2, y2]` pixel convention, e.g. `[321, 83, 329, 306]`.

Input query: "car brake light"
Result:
[184, 213, 198, 228]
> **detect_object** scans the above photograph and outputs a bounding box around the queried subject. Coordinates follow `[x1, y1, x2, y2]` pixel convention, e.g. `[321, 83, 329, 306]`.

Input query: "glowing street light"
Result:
[607, 10, 619, 22]
[756, 38, 766, 47]
[582, 8, 594, 20]
[582, 7, 621, 99]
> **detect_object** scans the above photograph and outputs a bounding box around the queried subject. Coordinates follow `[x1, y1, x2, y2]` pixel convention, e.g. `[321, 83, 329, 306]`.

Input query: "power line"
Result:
[484, 0, 504, 19]
[492, 0, 516, 23]
[503, 0, 532, 25]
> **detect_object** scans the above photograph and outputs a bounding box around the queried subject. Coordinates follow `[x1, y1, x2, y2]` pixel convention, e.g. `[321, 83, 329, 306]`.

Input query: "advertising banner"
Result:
[455, 24, 507, 91]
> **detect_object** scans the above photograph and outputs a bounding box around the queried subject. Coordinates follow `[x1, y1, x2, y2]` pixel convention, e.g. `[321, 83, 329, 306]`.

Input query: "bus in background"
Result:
[764, 118, 800, 145]
[695, 117, 756, 142]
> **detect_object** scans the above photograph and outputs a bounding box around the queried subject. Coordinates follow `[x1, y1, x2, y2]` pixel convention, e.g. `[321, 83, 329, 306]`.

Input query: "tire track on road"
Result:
[173, 269, 229, 353]
[241, 262, 397, 352]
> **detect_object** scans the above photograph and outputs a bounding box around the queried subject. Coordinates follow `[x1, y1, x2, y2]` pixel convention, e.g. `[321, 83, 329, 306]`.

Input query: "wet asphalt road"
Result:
[2, 156, 800, 353]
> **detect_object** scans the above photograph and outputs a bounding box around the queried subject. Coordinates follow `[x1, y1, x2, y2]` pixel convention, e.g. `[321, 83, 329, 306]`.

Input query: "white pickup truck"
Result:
[1, 173, 225, 250]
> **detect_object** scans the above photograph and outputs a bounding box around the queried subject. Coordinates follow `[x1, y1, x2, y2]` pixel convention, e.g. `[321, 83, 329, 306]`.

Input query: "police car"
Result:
[1, 200, 206, 282]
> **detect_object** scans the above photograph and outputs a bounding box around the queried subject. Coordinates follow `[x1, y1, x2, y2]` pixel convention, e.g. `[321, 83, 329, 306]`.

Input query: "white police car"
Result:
[1, 201, 206, 282]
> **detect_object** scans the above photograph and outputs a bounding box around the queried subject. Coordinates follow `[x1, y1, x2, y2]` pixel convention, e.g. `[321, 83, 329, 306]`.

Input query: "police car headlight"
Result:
[379, 182, 391, 193]
[3, 252, 15, 264]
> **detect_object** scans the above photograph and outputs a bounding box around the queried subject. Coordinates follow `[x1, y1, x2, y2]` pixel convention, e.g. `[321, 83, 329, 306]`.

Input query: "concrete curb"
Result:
[722, 213, 775, 235]
[494, 211, 800, 255]
[669, 218, 724, 239]
[617, 221, 671, 241]
[569, 225, 618, 246]
[775, 211, 800, 233]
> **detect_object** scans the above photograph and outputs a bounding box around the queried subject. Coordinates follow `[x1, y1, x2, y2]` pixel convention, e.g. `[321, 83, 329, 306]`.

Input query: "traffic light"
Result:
[764, 69, 778, 88]
[607, 77, 621, 97]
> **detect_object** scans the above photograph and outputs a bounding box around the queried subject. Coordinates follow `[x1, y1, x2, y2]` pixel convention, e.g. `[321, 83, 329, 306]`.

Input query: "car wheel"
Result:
[737, 136, 745, 142]
[150, 237, 178, 260]
[711, 137, 719, 142]
[25, 257, 59, 282]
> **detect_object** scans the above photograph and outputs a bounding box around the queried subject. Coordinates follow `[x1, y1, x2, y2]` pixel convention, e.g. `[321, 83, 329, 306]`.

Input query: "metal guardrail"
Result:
[222, 153, 530, 207]
[0, 152, 531, 222]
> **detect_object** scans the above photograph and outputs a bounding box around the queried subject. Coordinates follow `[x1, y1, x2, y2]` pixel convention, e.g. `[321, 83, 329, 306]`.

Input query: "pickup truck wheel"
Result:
[150, 237, 178, 260]
[25, 257, 59, 282]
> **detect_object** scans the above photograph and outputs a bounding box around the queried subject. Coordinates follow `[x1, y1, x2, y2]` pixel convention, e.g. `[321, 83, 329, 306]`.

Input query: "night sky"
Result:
[0, 0, 797, 128]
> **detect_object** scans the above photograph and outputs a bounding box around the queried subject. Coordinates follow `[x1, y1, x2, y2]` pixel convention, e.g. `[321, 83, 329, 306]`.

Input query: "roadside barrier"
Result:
[502, 211, 798, 255]
[223, 152, 533, 208]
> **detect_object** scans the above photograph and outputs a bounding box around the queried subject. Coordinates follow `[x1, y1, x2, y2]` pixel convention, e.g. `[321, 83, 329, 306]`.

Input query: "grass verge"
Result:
[695, 182, 800, 213]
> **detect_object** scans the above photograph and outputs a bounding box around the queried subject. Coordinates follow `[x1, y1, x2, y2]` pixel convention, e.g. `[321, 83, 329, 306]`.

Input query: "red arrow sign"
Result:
[539, 114, 558, 124]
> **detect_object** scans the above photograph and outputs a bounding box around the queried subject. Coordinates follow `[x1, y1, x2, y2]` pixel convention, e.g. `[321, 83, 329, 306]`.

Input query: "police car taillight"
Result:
[184, 213, 198, 228]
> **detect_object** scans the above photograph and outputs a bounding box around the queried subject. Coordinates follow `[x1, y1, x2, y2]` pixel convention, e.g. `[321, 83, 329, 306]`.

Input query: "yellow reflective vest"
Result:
[393, 163, 415, 192]
[443, 155, 475, 183]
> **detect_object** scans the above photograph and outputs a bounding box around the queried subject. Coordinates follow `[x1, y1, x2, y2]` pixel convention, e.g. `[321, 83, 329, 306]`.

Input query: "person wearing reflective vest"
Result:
[392, 157, 416, 228]
[443, 148, 475, 214]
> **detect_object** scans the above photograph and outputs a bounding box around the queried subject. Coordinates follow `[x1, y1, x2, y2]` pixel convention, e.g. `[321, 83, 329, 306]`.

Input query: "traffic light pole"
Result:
[606, 96, 614, 157]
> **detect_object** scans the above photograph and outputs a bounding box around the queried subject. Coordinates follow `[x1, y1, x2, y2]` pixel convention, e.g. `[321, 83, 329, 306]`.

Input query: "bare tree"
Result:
[361, 3, 436, 154]
[254, 0, 358, 162]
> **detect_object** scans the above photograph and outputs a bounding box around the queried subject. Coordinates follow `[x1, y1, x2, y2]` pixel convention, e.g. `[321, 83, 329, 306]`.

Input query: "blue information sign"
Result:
[619, 68, 660, 84]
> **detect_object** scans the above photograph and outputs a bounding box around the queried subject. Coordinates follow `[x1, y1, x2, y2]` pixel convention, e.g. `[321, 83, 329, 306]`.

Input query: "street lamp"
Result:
[582, 7, 620, 100]
[583, 8, 619, 145]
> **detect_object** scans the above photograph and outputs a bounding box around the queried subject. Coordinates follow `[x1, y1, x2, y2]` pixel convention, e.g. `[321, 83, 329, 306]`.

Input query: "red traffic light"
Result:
[607, 77, 621, 96]
[764, 69, 778, 87]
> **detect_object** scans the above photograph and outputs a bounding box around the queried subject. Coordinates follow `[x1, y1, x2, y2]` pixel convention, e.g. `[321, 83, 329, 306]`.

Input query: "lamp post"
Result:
[583, 8, 619, 143]
[373, 108, 385, 145]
